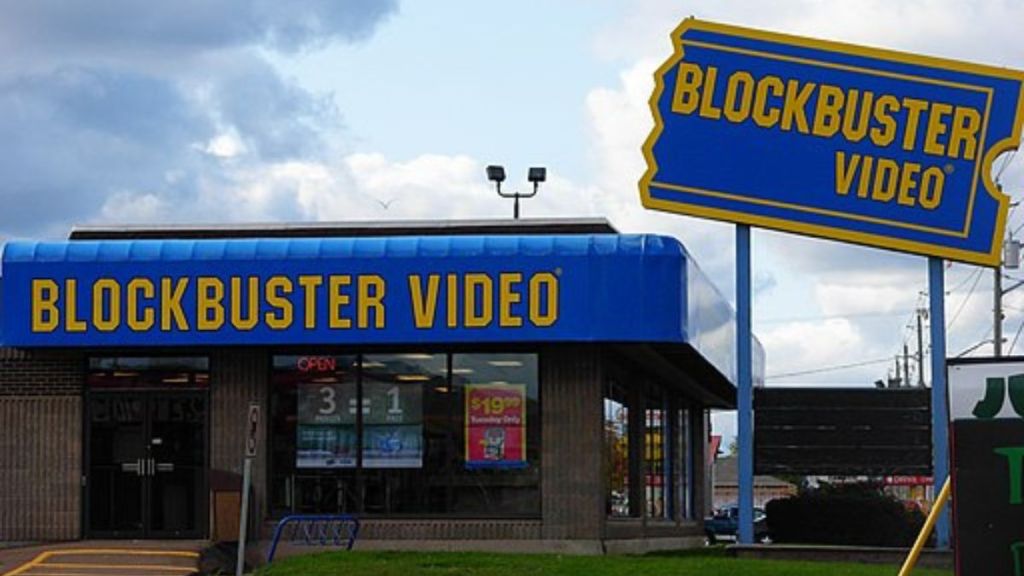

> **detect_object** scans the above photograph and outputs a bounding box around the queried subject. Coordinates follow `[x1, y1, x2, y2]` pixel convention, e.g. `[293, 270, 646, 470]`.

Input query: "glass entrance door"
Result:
[87, 392, 208, 538]
[148, 394, 207, 537]
[87, 394, 147, 536]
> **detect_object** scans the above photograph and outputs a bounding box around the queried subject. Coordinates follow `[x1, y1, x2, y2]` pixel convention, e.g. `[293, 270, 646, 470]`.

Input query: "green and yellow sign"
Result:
[949, 359, 1024, 575]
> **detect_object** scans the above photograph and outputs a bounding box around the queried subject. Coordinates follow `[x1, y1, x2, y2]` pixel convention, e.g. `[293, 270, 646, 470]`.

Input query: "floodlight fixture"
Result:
[486, 164, 547, 219]
[486, 165, 507, 184]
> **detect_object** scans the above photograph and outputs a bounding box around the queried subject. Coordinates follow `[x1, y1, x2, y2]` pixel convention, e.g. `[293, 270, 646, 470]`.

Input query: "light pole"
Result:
[486, 165, 546, 219]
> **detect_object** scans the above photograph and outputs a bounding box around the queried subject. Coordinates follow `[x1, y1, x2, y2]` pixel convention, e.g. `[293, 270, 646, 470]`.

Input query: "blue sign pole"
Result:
[737, 224, 754, 544]
[928, 257, 950, 548]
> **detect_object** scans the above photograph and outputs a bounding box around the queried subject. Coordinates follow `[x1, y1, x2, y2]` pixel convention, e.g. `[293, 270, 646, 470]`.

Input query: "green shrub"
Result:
[765, 483, 925, 547]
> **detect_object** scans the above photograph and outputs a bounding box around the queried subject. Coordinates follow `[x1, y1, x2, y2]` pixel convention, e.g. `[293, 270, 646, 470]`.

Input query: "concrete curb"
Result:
[728, 543, 953, 570]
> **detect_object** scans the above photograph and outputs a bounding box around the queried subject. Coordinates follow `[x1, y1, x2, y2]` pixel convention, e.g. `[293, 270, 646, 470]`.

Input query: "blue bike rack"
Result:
[266, 514, 360, 563]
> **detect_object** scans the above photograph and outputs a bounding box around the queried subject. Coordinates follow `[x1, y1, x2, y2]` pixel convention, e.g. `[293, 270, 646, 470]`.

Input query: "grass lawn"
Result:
[255, 549, 952, 576]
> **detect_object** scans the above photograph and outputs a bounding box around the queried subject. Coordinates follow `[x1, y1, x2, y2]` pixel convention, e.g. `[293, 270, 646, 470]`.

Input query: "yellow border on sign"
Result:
[672, 38, 992, 239]
[639, 18, 1024, 267]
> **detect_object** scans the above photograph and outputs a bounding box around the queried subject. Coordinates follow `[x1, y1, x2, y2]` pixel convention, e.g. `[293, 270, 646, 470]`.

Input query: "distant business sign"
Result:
[883, 475, 932, 487]
[753, 388, 931, 476]
[640, 19, 1024, 266]
[948, 358, 1024, 576]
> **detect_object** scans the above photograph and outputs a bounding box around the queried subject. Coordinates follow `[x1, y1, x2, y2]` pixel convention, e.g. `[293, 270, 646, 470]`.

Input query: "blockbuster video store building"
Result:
[0, 218, 762, 553]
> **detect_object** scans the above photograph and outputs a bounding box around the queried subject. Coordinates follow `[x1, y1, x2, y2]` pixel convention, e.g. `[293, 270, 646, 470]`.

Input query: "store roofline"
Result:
[69, 218, 618, 240]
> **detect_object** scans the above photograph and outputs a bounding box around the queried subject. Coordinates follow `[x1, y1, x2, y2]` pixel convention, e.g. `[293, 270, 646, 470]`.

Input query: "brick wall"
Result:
[0, 348, 84, 540]
[0, 348, 83, 396]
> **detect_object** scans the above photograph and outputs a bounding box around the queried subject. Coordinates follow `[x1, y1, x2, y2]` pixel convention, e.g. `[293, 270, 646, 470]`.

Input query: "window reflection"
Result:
[270, 355, 359, 514]
[87, 357, 209, 389]
[645, 393, 669, 520]
[269, 352, 539, 517]
[604, 381, 631, 518]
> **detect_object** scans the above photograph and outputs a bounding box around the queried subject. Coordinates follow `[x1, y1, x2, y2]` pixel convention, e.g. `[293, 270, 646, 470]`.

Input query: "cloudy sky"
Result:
[2, 0, 1023, 441]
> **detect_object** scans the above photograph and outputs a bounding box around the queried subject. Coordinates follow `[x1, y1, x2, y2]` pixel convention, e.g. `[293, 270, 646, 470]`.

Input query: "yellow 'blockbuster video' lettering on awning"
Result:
[28, 272, 560, 334]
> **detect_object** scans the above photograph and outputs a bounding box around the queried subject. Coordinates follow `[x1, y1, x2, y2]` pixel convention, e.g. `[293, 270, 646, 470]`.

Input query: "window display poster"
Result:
[362, 380, 423, 468]
[297, 381, 356, 468]
[465, 384, 527, 469]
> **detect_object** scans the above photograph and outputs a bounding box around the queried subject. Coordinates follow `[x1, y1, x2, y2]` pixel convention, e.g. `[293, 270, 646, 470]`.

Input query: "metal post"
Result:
[995, 268, 1003, 357]
[736, 224, 754, 544]
[236, 457, 252, 576]
[514, 195, 520, 219]
[928, 257, 950, 548]
[917, 311, 925, 387]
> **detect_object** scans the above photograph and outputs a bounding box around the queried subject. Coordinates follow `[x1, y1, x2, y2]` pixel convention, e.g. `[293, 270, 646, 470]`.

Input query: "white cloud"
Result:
[815, 278, 919, 317]
[761, 319, 869, 381]
[203, 128, 247, 159]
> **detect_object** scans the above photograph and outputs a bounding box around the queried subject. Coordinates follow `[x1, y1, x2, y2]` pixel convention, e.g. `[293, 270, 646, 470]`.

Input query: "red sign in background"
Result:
[465, 384, 526, 469]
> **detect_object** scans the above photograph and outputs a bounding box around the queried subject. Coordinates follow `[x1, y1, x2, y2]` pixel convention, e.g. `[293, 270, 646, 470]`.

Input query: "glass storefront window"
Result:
[645, 394, 669, 520]
[270, 355, 359, 514]
[604, 381, 631, 518]
[269, 352, 539, 517]
[677, 407, 694, 520]
[87, 356, 209, 389]
[451, 353, 540, 516]
[361, 353, 446, 514]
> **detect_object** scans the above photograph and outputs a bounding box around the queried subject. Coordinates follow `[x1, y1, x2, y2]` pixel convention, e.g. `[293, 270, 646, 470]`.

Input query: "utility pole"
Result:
[904, 343, 910, 388]
[995, 194, 1021, 357]
[916, 309, 925, 387]
[995, 268, 1004, 357]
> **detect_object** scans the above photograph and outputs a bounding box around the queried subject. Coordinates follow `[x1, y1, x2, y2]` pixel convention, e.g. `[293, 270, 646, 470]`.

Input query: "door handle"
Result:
[120, 460, 142, 475]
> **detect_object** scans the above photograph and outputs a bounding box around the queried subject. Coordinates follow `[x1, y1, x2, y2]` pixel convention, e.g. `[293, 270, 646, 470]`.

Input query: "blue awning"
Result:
[1, 233, 761, 387]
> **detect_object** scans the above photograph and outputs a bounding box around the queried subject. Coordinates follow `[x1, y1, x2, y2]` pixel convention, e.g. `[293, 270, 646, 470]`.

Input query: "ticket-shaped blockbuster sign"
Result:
[640, 19, 1024, 266]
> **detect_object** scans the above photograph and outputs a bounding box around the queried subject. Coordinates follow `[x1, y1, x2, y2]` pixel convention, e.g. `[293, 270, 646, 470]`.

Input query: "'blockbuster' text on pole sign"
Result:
[640, 19, 1024, 266]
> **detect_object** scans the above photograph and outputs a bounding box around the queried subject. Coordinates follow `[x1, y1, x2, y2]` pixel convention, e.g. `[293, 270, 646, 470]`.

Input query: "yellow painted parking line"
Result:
[42, 550, 199, 559]
[2, 549, 199, 576]
[24, 569, 171, 573]
[2, 551, 56, 576]
[25, 569, 195, 573]
[24, 569, 190, 573]
[38, 561, 195, 569]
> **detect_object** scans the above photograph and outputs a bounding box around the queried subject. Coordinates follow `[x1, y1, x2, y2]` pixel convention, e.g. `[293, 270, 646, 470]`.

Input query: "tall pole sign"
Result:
[639, 18, 1024, 547]
[641, 19, 1023, 266]
[949, 359, 1024, 575]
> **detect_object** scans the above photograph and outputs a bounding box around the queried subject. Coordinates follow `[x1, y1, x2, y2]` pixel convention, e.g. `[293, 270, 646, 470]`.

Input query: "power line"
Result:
[1009, 310, 1024, 353]
[947, 268, 983, 331]
[766, 357, 893, 380]
[995, 149, 1017, 184]
[758, 310, 914, 324]
[948, 267, 983, 294]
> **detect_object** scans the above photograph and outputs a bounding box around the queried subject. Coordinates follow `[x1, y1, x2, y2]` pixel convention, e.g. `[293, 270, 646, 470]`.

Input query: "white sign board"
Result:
[246, 402, 260, 458]
[949, 361, 1024, 421]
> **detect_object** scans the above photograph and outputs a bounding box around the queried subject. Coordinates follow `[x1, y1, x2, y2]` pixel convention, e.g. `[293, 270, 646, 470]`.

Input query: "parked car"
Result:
[704, 505, 771, 544]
